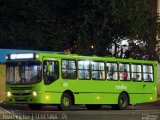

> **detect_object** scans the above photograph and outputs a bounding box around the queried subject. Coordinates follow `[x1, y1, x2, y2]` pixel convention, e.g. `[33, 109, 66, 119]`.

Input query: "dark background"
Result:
[0, 0, 159, 59]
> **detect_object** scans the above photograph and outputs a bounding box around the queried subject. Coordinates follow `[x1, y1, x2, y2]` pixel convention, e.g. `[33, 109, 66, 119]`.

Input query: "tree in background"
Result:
[0, 0, 159, 60]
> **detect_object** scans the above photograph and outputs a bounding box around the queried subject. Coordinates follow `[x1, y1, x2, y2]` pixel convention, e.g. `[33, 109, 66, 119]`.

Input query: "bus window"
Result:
[6, 61, 42, 84]
[78, 61, 90, 80]
[62, 60, 76, 79]
[91, 62, 105, 80]
[106, 63, 118, 80]
[43, 61, 59, 84]
[131, 64, 142, 81]
[143, 65, 153, 82]
[119, 63, 130, 80]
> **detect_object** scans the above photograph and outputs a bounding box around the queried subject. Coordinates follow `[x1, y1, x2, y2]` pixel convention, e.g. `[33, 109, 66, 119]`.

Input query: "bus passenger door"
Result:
[42, 57, 61, 103]
[42, 57, 60, 84]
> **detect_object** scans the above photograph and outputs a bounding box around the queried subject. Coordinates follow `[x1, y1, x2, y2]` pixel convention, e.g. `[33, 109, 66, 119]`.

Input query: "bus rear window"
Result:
[131, 64, 142, 81]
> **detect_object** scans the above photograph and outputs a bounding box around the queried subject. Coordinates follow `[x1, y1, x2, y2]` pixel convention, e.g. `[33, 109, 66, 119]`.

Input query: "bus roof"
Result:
[36, 52, 156, 64]
[6, 51, 156, 64]
[0, 48, 50, 63]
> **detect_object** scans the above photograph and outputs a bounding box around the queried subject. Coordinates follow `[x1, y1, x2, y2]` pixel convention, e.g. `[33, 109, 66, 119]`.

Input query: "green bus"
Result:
[5, 52, 157, 110]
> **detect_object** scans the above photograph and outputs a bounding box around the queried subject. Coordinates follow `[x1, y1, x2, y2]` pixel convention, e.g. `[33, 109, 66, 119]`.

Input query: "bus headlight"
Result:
[32, 91, 37, 97]
[7, 91, 12, 97]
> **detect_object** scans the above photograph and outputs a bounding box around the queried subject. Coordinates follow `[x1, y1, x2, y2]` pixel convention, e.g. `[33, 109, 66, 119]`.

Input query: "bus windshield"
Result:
[6, 61, 42, 84]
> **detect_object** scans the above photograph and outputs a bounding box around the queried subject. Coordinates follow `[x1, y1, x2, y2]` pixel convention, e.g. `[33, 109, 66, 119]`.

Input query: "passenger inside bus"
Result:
[132, 74, 140, 81]
[121, 69, 128, 80]
[146, 74, 152, 81]
[100, 71, 105, 79]
[106, 65, 117, 80]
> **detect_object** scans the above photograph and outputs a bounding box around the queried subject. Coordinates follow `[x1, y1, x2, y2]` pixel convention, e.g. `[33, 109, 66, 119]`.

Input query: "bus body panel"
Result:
[5, 52, 157, 107]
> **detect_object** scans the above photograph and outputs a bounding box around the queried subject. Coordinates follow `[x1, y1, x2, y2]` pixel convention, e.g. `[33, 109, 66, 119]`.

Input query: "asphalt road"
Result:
[0, 99, 160, 120]
[2, 110, 159, 120]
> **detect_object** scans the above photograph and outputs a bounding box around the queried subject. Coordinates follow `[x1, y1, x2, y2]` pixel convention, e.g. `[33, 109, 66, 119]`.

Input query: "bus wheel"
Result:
[58, 93, 72, 111]
[111, 93, 129, 110]
[28, 104, 42, 110]
[86, 105, 102, 110]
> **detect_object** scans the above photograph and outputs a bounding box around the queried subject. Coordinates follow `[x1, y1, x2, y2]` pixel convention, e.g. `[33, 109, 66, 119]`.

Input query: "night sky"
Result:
[0, 0, 158, 59]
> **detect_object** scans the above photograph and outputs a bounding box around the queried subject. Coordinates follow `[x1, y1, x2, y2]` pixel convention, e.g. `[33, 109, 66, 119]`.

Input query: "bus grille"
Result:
[10, 87, 32, 90]
[12, 93, 31, 96]
[15, 98, 29, 102]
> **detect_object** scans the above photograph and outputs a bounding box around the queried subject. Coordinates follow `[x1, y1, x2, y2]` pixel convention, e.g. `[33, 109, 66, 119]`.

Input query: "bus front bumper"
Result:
[5, 92, 61, 104]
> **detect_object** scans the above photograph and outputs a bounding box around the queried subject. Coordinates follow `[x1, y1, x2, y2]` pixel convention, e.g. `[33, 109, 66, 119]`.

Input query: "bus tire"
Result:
[58, 93, 72, 111]
[28, 104, 42, 110]
[111, 92, 129, 110]
[86, 105, 102, 110]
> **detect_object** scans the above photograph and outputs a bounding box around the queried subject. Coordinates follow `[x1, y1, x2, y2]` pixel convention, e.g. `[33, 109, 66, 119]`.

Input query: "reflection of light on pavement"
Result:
[0, 107, 13, 114]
